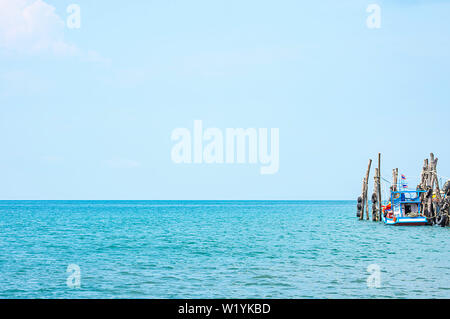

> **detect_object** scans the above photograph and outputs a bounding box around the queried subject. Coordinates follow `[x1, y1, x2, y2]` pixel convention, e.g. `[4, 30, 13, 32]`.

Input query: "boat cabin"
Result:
[391, 190, 425, 217]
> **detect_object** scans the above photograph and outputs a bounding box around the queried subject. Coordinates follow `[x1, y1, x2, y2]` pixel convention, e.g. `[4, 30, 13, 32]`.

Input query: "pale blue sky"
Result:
[0, 0, 449, 199]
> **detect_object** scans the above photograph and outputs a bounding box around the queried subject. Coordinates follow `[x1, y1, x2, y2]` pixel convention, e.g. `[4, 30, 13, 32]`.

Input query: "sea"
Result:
[0, 200, 448, 298]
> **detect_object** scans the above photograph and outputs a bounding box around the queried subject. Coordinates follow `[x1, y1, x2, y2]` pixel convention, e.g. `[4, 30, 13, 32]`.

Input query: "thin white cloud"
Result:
[0, 0, 74, 54]
[0, 0, 109, 63]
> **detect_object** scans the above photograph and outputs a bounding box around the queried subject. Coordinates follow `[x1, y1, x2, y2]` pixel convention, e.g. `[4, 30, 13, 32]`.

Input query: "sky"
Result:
[0, 0, 449, 200]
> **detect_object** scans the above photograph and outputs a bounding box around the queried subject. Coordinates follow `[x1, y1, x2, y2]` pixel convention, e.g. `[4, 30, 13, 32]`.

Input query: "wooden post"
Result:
[373, 168, 379, 221]
[420, 154, 437, 218]
[391, 169, 395, 192]
[419, 159, 427, 188]
[433, 157, 441, 201]
[428, 153, 435, 186]
[419, 158, 428, 214]
[365, 159, 372, 220]
[427, 153, 436, 218]
[392, 168, 398, 192]
[427, 153, 441, 217]
[395, 169, 398, 191]
[377, 153, 382, 221]
[360, 177, 366, 220]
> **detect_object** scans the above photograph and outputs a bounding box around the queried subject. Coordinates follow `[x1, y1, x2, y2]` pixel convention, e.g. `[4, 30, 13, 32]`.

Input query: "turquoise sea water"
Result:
[0, 200, 449, 299]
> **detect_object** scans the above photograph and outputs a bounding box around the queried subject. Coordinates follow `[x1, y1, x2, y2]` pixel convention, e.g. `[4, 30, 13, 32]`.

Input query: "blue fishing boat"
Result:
[357, 153, 449, 226]
[382, 189, 428, 226]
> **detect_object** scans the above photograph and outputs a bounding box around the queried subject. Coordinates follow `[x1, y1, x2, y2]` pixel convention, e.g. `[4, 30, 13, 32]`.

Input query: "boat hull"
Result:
[382, 215, 428, 226]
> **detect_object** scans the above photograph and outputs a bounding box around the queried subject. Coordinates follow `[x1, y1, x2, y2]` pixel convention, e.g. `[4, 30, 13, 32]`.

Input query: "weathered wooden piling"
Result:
[426, 153, 435, 218]
[420, 159, 428, 188]
[372, 168, 380, 221]
[392, 168, 398, 192]
[432, 156, 441, 201]
[417, 153, 441, 220]
[360, 177, 366, 220]
[364, 159, 372, 220]
[428, 153, 441, 216]
[358, 152, 448, 226]
[418, 159, 428, 213]
[377, 153, 382, 221]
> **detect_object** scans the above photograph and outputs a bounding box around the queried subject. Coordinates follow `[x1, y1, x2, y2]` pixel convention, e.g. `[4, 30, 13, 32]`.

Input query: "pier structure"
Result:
[357, 153, 449, 227]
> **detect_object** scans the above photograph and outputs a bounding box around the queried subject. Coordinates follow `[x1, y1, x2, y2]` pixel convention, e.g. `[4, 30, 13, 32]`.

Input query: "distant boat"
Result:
[382, 189, 428, 226]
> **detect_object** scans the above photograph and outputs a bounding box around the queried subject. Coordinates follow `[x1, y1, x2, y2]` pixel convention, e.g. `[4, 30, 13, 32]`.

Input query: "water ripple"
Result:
[0, 200, 449, 298]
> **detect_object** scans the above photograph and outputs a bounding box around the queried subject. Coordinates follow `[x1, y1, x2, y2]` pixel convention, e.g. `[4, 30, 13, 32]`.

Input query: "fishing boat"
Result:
[357, 153, 449, 227]
[382, 189, 428, 226]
